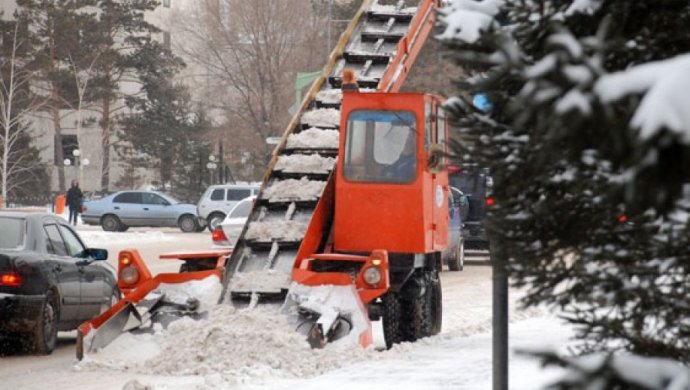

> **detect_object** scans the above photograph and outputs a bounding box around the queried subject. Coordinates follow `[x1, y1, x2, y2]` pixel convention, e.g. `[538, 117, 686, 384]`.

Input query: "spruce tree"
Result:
[439, 0, 690, 361]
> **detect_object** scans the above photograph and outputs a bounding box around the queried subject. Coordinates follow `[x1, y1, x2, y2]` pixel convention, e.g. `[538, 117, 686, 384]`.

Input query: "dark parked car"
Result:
[450, 166, 492, 251]
[81, 190, 201, 232]
[0, 212, 118, 354]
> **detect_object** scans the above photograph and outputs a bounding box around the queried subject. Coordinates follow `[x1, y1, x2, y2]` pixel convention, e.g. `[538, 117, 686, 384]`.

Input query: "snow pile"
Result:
[595, 53, 690, 142]
[156, 276, 223, 312]
[287, 284, 370, 345]
[262, 177, 326, 202]
[228, 270, 292, 293]
[437, 0, 504, 43]
[316, 89, 342, 105]
[301, 108, 341, 128]
[245, 220, 308, 242]
[274, 154, 336, 174]
[79, 304, 375, 387]
[286, 128, 339, 149]
[79, 230, 174, 247]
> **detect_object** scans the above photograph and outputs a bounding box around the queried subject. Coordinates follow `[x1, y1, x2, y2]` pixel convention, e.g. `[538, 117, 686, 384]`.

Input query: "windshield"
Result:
[0, 217, 26, 250]
[343, 110, 417, 184]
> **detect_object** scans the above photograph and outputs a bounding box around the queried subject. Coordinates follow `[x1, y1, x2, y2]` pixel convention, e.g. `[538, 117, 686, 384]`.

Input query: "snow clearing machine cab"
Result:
[76, 0, 449, 358]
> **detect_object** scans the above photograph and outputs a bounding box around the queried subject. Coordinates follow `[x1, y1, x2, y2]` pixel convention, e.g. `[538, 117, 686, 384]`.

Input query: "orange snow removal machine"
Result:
[77, 0, 447, 358]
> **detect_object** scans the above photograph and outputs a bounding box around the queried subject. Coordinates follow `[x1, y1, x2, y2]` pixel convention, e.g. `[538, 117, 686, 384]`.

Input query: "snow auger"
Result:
[76, 0, 446, 359]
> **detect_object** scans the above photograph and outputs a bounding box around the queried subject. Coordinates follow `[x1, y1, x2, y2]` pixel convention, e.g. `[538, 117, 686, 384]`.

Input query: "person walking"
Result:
[66, 180, 83, 226]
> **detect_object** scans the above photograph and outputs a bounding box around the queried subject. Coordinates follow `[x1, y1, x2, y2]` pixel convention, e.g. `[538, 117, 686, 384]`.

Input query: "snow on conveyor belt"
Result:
[274, 154, 336, 174]
[262, 177, 327, 203]
[286, 128, 339, 149]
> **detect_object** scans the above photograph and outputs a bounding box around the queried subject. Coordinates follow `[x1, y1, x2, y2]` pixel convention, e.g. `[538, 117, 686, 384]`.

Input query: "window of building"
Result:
[55, 134, 79, 166]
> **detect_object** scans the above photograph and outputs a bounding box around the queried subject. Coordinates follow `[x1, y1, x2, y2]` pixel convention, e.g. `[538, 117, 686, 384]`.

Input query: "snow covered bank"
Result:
[78, 230, 175, 247]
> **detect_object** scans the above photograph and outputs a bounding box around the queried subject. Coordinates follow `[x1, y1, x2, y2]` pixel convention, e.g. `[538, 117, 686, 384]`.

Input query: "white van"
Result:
[197, 183, 260, 231]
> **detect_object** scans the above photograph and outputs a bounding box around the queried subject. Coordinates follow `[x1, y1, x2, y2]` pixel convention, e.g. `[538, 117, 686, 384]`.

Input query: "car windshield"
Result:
[0, 217, 25, 250]
[228, 199, 254, 219]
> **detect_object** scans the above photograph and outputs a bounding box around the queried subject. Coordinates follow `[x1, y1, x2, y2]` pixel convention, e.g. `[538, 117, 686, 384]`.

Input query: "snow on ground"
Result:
[286, 128, 339, 149]
[79, 230, 175, 247]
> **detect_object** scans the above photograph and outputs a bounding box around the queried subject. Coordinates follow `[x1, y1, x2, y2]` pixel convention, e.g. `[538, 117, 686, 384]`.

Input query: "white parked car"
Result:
[198, 183, 260, 231]
[211, 196, 256, 247]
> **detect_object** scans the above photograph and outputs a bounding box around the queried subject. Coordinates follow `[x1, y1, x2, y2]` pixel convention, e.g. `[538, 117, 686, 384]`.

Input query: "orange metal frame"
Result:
[79, 249, 229, 342]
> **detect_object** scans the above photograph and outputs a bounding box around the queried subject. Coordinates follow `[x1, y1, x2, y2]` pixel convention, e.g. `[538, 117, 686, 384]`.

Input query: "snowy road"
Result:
[0, 229, 570, 389]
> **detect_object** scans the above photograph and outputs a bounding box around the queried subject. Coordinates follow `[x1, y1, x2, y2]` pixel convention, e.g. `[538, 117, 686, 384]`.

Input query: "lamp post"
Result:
[206, 155, 217, 185]
[65, 149, 90, 187]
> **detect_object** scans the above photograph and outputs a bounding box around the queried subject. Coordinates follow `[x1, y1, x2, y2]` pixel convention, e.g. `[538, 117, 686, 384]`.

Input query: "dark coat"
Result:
[66, 186, 83, 210]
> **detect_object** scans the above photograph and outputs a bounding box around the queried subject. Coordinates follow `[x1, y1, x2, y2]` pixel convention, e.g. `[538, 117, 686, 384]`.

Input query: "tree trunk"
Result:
[100, 96, 111, 191]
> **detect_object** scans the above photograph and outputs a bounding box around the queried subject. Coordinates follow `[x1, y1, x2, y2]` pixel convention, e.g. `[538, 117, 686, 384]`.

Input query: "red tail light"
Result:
[618, 214, 628, 223]
[0, 273, 22, 287]
[212, 227, 228, 242]
[485, 196, 496, 207]
[81, 205, 87, 212]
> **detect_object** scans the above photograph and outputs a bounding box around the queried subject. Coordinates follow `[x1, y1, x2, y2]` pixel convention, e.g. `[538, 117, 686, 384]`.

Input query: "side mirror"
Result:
[86, 248, 108, 261]
[426, 144, 444, 173]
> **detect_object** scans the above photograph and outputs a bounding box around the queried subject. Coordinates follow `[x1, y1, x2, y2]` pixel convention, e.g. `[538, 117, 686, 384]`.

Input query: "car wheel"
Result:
[32, 290, 58, 354]
[178, 214, 199, 233]
[206, 212, 225, 232]
[118, 224, 129, 232]
[100, 288, 121, 315]
[101, 214, 122, 232]
[448, 240, 464, 271]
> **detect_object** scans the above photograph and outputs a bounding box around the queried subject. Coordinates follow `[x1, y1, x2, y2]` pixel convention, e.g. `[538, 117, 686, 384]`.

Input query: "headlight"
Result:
[363, 266, 382, 286]
[119, 266, 140, 285]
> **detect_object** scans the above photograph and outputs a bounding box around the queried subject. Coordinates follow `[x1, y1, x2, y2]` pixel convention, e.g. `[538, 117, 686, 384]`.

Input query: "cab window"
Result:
[343, 110, 417, 184]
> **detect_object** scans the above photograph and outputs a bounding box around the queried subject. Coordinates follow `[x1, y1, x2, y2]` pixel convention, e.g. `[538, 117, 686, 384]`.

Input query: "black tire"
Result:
[101, 214, 122, 232]
[381, 292, 403, 349]
[400, 294, 425, 342]
[178, 214, 199, 233]
[448, 240, 464, 271]
[118, 224, 129, 232]
[206, 212, 225, 232]
[32, 290, 58, 354]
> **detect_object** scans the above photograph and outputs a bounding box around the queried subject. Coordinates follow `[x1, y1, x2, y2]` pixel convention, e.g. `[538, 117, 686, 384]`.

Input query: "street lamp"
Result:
[65, 149, 89, 186]
[206, 155, 217, 184]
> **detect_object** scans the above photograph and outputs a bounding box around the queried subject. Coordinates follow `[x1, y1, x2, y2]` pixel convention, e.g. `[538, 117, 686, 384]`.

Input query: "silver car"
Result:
[81, 191, 201, 232]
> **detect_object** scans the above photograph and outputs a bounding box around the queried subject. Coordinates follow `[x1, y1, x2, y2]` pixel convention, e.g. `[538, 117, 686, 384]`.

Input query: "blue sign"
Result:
[473, 93, 492, 113]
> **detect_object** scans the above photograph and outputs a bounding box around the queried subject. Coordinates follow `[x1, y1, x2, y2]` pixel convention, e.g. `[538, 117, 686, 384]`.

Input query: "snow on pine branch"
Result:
[437, 0, 504, 44]
[595, 54, 690, 143]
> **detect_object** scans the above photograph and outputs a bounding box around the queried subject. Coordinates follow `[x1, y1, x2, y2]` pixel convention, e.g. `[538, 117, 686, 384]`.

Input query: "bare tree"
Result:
[0, 24, 43, 208]
[171, 0, 328, 170]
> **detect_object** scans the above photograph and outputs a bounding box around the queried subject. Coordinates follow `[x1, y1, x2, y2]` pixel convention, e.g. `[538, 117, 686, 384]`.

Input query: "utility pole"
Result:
[492, 235, 508, 390]
[327, 0, 333, 54]
[219, 139, 224, 184]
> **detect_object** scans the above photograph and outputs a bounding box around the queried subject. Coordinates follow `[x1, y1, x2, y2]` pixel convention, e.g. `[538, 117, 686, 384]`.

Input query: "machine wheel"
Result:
[31, 290, 58, 354]
[448, 240, 464, 271]
[178, 215, 199, 233]
[118, 224, 130, 232]
[206, 212, 225, 232]
[101, 214, 122, 232]
[400, 294, 425, 342]
[381, 293, 403, 349]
